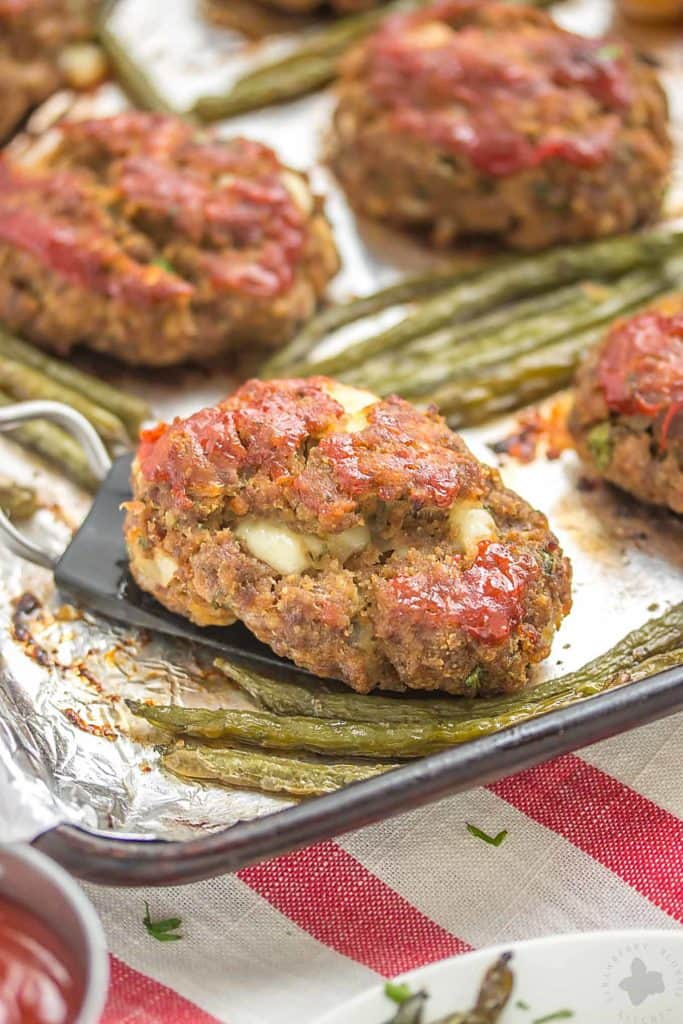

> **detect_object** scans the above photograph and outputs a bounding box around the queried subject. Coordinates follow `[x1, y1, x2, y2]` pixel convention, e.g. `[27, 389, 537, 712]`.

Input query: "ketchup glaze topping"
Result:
[598, 308, 683, 444]
[137, 379, 486, 527]
[365, 0, 635, 176]
[381, 541, 540, 644]
[0, 113, 308, 304]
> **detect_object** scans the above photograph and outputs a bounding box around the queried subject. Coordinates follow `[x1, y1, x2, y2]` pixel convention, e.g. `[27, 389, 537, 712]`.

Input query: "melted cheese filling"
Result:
[135, 550, 179, 589]
[235, 518, 371, 575]
[323, 381, 379, 434]
[449, 504, 497, 561]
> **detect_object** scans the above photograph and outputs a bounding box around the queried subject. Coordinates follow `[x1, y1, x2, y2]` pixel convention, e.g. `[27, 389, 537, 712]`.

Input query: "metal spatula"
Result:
[0, 400, 314, 676]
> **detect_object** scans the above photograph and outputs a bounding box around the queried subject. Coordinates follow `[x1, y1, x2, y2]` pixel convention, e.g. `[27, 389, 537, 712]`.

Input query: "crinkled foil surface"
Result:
[1, 0, 682, 845]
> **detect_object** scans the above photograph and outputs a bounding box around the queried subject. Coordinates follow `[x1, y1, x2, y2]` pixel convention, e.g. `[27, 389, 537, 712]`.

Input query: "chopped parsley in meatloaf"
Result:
[0, 112, 339, 366]
[330, 0, 671, 248]
[0, 0, 94, 142]
[570, 296, 683, 514]
[125, 378, 572, 695]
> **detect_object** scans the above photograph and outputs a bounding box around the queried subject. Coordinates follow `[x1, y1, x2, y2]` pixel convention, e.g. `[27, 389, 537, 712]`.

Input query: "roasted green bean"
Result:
[0, 390, 99, 491]
[163, 744, 397, 797]
[193, 0, 419, 121]
[0, 329, 151, 439]
[339, 285, 578, 393]
[345, 269, 669, 398]
[282, 231, 683, 378]
[0, 354, 129, 447]
[436, 954, 513, 1024]
[98, 15, 181, 116]
[261, 260, 494, 379]
[130, 605, 683, 758]
[214, 606, 683, 729]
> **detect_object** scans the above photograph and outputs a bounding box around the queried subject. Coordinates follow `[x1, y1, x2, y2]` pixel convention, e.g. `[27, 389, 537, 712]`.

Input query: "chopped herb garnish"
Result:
[587, 421, 613, 470]
[143, 901, 183, 942]
[597, 43, 623, 62]
[385, 981, 413, 1005]
[516, 999, 531, 1010]
[533, 1012, 574, 1023]
[463, 666, 481, 693]
[151, 256, 176, 274]
[466, 823, 509, 847]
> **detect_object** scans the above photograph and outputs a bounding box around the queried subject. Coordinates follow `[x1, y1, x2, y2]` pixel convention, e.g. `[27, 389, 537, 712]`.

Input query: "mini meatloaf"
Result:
[569, 297, 683, 514]
[0, 113, 339, 366]
[0, 0, 93, 142]
[261, 0, 381, 11]
[125, 378, 572, 695]
[330, 0, 672, 249]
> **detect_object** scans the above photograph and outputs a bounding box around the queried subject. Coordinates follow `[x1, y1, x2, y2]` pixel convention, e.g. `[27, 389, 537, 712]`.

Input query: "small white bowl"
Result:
[317, 930, 683, 1024]
[0, 843, 109, 1024]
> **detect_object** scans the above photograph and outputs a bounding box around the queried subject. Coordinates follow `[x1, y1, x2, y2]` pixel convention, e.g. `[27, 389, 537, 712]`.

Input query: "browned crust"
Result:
[125, 378, 572, 695]
[330, 1, 672, 249]
[0, 114, 339, 366]
[569, 299, 683, 515]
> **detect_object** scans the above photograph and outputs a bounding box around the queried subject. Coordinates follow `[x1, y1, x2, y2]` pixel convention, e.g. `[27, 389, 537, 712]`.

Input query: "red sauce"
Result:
[138, 378, 343, 508]
[0, 159, 193, 307]
[56, 116, 307, 299]
[384, 541, 539, 644]
[307, 398, 481, 512]
[0, 0, 41, 17]
[137, 382, 485, 524]
[367, 1, 633, 176]
[0, 898, 82, 1024]
[0, 206, 193, 306]
[598, 309, 683, 444]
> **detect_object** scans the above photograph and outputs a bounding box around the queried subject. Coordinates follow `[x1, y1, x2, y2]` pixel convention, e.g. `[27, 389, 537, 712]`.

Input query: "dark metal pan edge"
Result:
[33, 663, 683, 887]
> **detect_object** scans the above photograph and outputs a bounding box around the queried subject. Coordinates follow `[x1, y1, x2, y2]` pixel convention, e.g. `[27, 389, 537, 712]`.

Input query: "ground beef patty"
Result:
[569, 296, 683, 515]
[0, 113, 339, 366]
[125, 378, 572, 695]
[0, 0, 94, 142]
[259, 0, 382, 11]
[330, 0, 671, 249]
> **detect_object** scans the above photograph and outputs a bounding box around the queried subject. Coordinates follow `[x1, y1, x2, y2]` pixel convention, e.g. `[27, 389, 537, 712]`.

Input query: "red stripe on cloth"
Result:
[101, 955, 223, 1024]
[490, 754, 683, 921]
[238, 840, 471, 976]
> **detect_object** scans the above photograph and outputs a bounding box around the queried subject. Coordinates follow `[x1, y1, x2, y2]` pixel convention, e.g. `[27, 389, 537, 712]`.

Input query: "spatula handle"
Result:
[0, 400, 112, 570]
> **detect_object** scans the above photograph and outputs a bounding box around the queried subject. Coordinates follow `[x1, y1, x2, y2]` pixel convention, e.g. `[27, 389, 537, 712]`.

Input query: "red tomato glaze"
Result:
[383, 541, 540, 645]
[0, 899, 82, 1024]
[598, 309, 683, 443]
[367, 1, 633, 176]
[0, 114, 308, 303]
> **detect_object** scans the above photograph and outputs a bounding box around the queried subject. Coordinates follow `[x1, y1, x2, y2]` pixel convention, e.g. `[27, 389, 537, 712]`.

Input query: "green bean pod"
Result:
[0, 390, 99, 491]
[0, 354, 129, 447]
[0, 329, 151, 440]
[163, 744, 397, 797]
[282, 231, 683, 378]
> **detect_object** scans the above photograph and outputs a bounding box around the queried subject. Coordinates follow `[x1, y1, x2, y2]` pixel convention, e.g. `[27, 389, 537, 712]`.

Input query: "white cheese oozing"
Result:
[323, 382, 379, 434]
[327, 524, 371, 562]
[449, 504, 497, 561]
[281, 169, 314, 216]
[235, 519, 314, 575]
[135, 551, 179, 589]
[235, 517, 371, 574]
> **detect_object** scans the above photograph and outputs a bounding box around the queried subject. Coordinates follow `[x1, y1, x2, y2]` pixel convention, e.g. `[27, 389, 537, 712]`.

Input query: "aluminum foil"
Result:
[1, 0, 682, 845]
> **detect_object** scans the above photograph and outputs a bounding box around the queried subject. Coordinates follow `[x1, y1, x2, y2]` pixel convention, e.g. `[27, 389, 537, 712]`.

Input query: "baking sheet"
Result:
[1, 0, 682, 845]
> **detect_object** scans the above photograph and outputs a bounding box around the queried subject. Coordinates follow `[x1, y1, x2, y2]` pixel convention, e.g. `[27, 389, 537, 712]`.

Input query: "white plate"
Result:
[316, 931, 683, 1024]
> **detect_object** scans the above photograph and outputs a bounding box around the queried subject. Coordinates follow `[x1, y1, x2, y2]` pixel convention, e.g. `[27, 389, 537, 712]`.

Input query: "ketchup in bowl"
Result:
[0, 898, 82, 1024]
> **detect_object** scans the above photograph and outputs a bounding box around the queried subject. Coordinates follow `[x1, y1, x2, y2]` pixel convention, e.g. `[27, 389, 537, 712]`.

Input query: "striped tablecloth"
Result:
[85, 710, 683, 1023]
